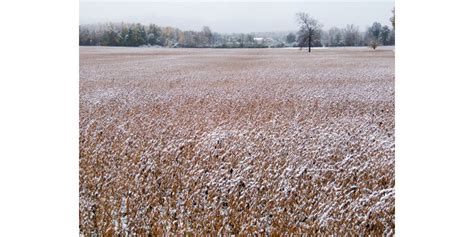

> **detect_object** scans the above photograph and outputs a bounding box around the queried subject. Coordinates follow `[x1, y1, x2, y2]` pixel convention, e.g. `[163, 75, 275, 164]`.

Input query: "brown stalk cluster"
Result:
[80, 47, 395, 235]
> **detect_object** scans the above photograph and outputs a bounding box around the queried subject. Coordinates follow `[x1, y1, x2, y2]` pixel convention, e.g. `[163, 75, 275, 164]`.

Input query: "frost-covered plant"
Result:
[369, 39, 380, 50]
[80, 47, 395, 236]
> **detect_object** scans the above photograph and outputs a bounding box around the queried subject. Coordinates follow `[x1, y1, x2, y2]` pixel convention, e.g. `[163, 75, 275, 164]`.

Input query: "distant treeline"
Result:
[79, 22, 394, 48]
[322, 23, 394, 47]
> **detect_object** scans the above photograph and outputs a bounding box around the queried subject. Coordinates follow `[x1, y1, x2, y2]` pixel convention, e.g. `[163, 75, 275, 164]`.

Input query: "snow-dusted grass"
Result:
[80, 47, 395, 235]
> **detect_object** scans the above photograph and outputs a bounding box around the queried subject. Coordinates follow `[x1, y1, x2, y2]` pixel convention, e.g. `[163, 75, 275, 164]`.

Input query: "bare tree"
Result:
[201, 26, 213, 46]
[367, 22, 382, 50]
[326, 27, 343, 47]
[286, 33, 296, 44]
[295, 12, 323, 52]
[343, 24, 360, 46]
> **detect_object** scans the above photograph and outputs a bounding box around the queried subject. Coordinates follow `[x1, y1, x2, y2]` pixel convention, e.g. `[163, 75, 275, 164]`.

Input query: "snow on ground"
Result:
[80, 47, 395, 235]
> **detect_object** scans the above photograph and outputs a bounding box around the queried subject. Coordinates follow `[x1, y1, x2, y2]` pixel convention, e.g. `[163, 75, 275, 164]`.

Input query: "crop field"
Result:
[79, 47, 395, 235]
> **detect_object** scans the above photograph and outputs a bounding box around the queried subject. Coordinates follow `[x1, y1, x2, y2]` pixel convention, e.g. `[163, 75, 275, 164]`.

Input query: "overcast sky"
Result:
[80, 1, 394, 33]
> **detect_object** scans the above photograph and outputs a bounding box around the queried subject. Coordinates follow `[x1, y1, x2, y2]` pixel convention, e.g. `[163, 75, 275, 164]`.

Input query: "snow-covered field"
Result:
[80, 46, 395, 235]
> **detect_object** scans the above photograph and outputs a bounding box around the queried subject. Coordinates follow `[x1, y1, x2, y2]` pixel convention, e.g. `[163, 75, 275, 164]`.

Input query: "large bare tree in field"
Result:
[296, 12, 323, 52]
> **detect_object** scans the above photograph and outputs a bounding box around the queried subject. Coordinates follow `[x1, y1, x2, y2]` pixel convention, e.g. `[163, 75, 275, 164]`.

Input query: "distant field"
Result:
[80, 47, 395, 235]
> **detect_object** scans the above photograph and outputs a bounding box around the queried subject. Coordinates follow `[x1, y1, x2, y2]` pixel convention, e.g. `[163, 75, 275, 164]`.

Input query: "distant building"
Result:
[253, 37, 274, 46]
[253, 37, 264, 44]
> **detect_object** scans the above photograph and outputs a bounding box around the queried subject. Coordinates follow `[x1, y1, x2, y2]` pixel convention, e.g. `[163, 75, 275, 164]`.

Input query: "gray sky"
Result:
[80, 1, 394, 33]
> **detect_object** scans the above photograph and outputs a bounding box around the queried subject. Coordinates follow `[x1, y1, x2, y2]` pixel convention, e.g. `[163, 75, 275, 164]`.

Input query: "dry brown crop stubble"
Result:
[80, 46, 395, 235]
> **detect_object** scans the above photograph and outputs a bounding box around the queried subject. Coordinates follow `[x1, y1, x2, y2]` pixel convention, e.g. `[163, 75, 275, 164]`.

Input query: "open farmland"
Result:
[79, 47, 395, 235]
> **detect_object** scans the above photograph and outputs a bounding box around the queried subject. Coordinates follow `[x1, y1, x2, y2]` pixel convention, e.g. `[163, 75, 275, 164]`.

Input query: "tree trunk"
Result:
[308, 33, 312, 53]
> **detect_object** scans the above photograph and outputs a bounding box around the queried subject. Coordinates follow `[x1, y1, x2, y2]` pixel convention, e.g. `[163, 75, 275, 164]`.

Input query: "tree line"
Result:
[79, 10, 394, 49]
[293, 10, 395, 52]
[79, 23, 273, 48]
